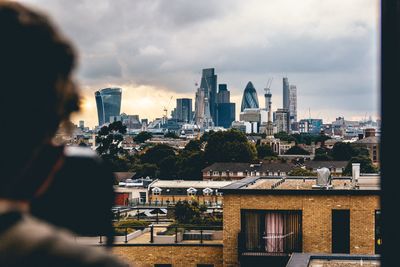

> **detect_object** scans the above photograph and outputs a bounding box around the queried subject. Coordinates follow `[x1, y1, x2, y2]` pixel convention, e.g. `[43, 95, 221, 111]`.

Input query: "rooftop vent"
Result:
[312, 167, 333, 189]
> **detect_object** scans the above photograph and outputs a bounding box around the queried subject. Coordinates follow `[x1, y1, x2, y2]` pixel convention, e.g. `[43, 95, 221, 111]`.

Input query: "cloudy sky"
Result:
[20, 0, 380, 127]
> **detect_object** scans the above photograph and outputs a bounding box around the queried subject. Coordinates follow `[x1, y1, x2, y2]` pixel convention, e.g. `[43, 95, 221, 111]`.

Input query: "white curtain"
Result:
[265, 212, 284, 252]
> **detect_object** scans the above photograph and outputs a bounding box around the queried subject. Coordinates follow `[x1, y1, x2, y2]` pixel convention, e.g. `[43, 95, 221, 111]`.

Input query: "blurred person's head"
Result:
[0, 1, 79, 148]
[0, 1, 80, 198]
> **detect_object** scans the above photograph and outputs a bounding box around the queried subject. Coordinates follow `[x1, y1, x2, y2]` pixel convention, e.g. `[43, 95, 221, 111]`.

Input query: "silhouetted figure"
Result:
[0, 2, 125, 266]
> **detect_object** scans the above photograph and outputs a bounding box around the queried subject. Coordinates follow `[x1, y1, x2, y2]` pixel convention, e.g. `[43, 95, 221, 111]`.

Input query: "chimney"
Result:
[352, 163, 360, 188]
[358, 133, 364, 140]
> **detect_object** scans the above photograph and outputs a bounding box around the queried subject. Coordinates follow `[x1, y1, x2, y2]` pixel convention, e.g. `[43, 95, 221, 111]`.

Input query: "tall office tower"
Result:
[241, 81, 259, 112]
[289, 85, 297, 123]
[176, 98, 193, 123]
[200, 68, 217, 123]
[195, 87, 214, 129]
[217, 84, 230, 103]
[283, 77, 289, 110]
[95, 87, 122, 126]
[274, 108, 290, 133]
[216, 84, 235, 128]
[217, 103, 235, 128]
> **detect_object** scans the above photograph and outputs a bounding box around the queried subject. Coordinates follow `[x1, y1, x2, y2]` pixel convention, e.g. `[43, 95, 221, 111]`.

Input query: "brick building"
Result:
[202, 161, 296, 180]
[148, 180, 232, 206]
[220, 173, 380, 266]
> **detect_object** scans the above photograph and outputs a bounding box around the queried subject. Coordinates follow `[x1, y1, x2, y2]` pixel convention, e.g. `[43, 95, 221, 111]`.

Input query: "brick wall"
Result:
[112, 244, 223, 267]
[223, 194, 380, 267]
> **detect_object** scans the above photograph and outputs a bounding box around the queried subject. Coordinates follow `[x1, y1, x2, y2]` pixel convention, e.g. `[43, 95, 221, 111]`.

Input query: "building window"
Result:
[221, 171, 227, 176]
[213, 171, 219, 176]
[332, 209, 350, 253]
[239, 210, 302, 254]
[197, 265, 214, 267]
[237, 172, 243, 176]
[375, 210, 382, 254]
[187, 187, 197, 196]
[154, 264, 172, 267]
[229, 171, 234, 176]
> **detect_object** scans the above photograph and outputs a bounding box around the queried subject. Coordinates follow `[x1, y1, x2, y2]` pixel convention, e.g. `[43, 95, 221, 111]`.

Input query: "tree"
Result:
[134, 131, 152, 144]
[204, 129, 256, 164]
[159, 155, 179, 179]
[174, 201, 201, 224]
[176, 151, 205, 180]
[274, 131, 295, 142]
[343, 156, 378, 175]
[141, 144, 175, 165]
[184, 140, 202, 152]
[285, 146, 310, 155]
[95, 121, 129, 171]
[314, 147, 333, 161]
[288, 167, 316, 176]
[96, 121, 127, 156]
[164, 131, 179, 139]
[256, 144, 277, 159]
[330, 142, 355, 161]
[132, 163, 158, 179]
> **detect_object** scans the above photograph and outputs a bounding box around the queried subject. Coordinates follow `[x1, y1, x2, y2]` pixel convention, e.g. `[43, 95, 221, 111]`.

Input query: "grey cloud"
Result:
[20, 0, 379, 119]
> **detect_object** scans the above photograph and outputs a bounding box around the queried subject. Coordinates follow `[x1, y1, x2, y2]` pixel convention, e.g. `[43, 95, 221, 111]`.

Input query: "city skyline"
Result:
[20, 0, 380, 127]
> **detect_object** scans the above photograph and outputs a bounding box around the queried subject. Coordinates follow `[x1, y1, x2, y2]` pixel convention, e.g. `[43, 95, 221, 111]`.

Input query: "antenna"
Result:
[309, 107, 311, 120]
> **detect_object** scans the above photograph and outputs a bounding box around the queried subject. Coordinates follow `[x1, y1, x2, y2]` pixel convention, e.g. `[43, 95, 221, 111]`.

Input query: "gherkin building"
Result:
[240, 81, 259, 112]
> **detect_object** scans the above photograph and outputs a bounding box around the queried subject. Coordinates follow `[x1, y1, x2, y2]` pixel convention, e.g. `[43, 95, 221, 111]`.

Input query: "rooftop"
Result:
[149, 180, 233, 189]
[221, 174, 380, 194]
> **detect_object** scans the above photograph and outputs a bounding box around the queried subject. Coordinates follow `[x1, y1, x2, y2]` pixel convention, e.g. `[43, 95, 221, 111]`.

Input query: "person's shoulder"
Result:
[0, 214, 127, 267]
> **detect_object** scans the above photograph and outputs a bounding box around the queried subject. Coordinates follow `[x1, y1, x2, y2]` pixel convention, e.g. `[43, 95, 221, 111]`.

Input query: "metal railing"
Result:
[99, 225, 223, 244]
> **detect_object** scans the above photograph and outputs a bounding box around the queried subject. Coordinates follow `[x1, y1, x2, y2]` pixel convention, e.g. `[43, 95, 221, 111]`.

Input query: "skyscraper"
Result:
[95, 87, 122, 126]
[216, 84, 235, 128]
[274, 108, 290, 133]
[175, 98, 193, 123]
[200, 68, 217, 123]
[194, 87, 213, 129]
[217, 84, 230, 103]
[241, 81, 259, 112]
[283, 77, 289, 110]
[289, 84, 297, 123]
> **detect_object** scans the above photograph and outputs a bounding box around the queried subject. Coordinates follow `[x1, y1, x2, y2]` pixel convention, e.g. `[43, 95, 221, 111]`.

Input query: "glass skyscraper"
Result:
[95, 87, 122, 126]
[200, 68, 217, 123]
[176, 98, 193, 123]
[283, 77, 290, 110]
[241, 81, 259, 112]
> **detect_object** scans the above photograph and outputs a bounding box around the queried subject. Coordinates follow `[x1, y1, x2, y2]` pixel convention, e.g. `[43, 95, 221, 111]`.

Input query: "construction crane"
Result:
[163, 96, 173, 121]
[265, 77, 273, 92]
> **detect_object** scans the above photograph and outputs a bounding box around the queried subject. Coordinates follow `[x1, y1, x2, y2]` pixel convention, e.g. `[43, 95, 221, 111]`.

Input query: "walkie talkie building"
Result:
[95, 87, 122, 126]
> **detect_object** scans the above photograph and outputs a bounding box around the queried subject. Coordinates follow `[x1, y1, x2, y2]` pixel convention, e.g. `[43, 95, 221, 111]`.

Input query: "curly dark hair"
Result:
[0, 1, 80, 146]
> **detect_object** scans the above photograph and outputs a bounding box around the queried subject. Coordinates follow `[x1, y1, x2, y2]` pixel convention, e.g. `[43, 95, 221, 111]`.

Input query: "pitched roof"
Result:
[202, 161, 296, 173]
[304, 161, 348, 169]
[354, 136, 380, 144]
[114, 172, 136, 182]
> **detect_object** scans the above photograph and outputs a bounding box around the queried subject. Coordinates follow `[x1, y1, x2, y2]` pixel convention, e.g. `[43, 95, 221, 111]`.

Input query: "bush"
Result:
[113, 219, 150, 230]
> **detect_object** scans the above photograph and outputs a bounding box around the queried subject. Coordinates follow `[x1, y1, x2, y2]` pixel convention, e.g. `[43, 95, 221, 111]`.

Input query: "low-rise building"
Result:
[353, 136, 380, 166]
[220, 166, 380, 266]
[114, 175, 152, 206]
[202, 161, 296, 180]
[148, 180, 233, 206]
